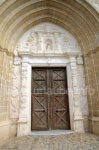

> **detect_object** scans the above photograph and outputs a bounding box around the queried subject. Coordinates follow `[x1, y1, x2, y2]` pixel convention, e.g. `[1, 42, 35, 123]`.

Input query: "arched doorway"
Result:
[14, 23, 88, 136]
[0, 0, 98, 139]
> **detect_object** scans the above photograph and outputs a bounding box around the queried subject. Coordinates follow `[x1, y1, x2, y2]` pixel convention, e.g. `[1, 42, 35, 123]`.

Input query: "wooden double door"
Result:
[31, 68, 70, 131]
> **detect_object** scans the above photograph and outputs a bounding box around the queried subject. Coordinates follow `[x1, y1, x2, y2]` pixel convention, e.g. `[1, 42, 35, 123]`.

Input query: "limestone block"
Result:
[92, 117, 99, 135]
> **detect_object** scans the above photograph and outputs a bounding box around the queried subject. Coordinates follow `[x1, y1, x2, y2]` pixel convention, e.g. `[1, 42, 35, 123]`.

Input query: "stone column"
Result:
[77, 56, 89, 131]
[70, 56, 84, 133]
[17, 57, 30, 136]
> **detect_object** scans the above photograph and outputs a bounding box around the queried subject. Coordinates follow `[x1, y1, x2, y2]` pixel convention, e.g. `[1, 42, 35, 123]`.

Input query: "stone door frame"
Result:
[16, 53, 84, 136]
[29, 63, 73, 133]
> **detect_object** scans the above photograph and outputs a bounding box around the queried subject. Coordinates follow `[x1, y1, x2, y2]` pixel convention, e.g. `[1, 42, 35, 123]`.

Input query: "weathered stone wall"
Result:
[77, 62, 89, 132]
[84, 48, 99, 134]
[86, 0, 99, 12]
[0, 0, 98, 137]
[0, 51, 13, 122]
[0, 50, 14, 140]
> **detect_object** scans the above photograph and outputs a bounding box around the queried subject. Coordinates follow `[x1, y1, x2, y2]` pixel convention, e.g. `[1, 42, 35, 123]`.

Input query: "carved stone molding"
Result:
[10, 66, 20, 119]
[17, 60, 31, 136]
[70, 57, 84, 133]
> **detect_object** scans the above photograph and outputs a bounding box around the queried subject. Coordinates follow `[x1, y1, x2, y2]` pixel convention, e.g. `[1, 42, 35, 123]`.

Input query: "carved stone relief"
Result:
[14, 23, 88, 136]
[10, 65, 20, 119]
[16, 23, 81, 55]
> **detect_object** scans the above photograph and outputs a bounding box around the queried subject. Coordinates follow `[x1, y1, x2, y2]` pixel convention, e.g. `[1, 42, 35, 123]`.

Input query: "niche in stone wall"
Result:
[45, 39, 53, 51]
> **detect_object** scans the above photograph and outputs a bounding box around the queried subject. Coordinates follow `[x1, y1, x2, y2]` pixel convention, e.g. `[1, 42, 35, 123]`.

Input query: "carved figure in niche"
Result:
[45, 39, 52, 51]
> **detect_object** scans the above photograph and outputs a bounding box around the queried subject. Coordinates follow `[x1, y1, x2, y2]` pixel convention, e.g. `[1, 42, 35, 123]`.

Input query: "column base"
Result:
[91, 117, 99, 135]
[17, 119, 29, 136]
[74, 117, 85, 133]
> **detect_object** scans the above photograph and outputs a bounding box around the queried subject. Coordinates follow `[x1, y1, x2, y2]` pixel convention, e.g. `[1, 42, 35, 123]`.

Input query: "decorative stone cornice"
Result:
[18, 50, 81, 57]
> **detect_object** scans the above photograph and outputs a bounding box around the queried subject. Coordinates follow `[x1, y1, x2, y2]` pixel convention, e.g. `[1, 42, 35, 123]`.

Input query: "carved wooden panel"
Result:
[51, 69, 70, 129]
[52, 95, 70, 129]
[31, 94, 48, 130]
[31, 68, 70, 131]
[53, 70, 65, 80]
[32, 69, 47, 93]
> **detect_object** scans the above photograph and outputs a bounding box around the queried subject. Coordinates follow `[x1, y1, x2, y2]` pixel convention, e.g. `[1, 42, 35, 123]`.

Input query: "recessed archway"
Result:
[14, 22, 88, 136]
[0, 0, 99, 139]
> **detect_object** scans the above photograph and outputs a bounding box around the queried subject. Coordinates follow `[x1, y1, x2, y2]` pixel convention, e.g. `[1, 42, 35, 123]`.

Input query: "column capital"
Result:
[77, 56, 84, 65]
[70, 56, 77, 63]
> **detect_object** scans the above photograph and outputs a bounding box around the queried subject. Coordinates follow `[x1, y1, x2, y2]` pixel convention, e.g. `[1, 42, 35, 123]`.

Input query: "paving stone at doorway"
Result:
[0, 133, 99, 150]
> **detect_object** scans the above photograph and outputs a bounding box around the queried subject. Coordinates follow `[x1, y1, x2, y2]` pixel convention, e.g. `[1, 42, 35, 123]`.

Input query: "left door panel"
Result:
[31, 69, 49, 130]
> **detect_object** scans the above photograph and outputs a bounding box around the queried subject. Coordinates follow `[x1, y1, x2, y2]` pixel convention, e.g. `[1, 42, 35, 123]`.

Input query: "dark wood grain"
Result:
[31, 68, 70, 131]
